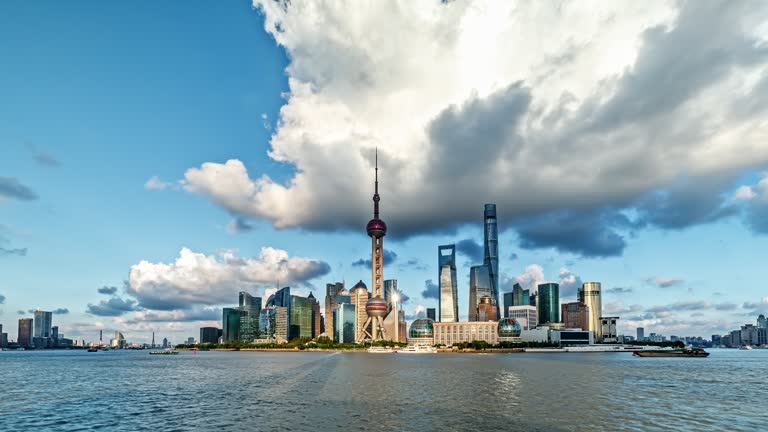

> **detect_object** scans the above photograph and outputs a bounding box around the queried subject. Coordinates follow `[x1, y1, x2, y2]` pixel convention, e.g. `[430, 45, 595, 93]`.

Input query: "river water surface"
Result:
[0, 349, 765, 431]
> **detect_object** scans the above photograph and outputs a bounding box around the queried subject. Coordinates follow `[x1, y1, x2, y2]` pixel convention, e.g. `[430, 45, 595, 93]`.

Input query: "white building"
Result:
[434, 321, 498, 346]
[600, 316, 620, 343]
[520, 326, 550, 343]
[508, 306, 538, 330]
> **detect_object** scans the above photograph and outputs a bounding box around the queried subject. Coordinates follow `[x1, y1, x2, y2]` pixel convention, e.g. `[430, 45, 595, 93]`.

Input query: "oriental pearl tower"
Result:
[359, 149, 389, 342]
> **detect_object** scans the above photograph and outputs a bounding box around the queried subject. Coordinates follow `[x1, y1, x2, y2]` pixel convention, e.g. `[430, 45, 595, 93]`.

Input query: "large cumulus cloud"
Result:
[173, 1, 768, 257]
[127, 247, 331, 311]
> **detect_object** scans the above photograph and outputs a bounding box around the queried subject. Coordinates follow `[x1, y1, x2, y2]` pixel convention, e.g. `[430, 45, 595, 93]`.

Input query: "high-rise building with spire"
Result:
[438, 244, 458, 322]
[358, 150, 390, 342]
[483, 204, 500, 318]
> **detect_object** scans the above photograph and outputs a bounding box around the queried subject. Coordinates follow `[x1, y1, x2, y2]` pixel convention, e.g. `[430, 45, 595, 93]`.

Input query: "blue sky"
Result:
[2, 1, 768, 343]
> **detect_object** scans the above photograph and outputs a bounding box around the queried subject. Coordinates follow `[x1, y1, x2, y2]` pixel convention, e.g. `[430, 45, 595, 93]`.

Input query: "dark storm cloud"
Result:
[351, 249, 398, 268]
[17, 310, 25, 315]
[97, 286, 118, 295]
[398, 258, 427, 272]
[515, 209, 630, 257]
[421, 279, 439, 300]
[645, 301, 739, 315]
[744, 198, 768, 234]
[635, 176, 739, 230]
[0, 294, 5, 304]
[0, 177, 38, 201]
[86, 297, 138, 316]
[53, 308, 69, 314]
[455, 239, 483, 262]
[398, 292, 411, 305]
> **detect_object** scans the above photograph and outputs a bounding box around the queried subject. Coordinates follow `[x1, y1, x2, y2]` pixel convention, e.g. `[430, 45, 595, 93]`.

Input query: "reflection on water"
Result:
[0, 349, 765, 431]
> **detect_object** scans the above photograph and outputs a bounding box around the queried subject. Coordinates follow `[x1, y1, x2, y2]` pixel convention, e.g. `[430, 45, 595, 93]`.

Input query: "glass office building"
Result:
[238, 292, 262, 342]
[334, 303, 357, 344]
[512, 283, 529, 307]
[222, 308, 247, 342]
[33, 310, 52, 338]
[438, 244, 458, 322]
[199, 327, 220, 344]
[290, 295, 313, 340]
[537, 283, 560, 325]
[579, 282, 602, 339]
[259, 307, 277, 340]
[469, 265, 492, 321]
[483, 204, 499, 318]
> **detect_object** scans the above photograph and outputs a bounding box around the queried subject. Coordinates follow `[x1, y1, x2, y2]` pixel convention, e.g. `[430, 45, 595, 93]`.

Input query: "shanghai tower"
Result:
[483, 204, 499, 319]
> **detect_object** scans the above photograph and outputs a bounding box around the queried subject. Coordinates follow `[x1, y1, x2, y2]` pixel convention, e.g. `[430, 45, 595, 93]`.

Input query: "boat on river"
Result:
[739, 345, 753, 350]
[398, 345, 437, 354]
[633, 347, 709, 357]
[367, 346, 395, 353]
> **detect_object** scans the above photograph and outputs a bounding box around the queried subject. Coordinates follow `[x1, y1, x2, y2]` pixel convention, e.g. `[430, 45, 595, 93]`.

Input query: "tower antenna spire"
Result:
[373, 147, 380, 219]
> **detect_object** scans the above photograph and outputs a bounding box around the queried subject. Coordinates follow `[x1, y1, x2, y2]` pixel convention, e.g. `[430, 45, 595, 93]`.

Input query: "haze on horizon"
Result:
[1, 0, 768, 343]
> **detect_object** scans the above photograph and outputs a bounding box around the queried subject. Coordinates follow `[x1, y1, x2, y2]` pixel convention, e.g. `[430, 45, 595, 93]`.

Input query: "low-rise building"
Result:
[434, 321, 498, 346]
[508, 306, 538, 330]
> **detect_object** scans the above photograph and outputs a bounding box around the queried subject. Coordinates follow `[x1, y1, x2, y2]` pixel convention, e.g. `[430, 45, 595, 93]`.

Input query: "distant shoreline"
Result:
[176, 347, 528, 354]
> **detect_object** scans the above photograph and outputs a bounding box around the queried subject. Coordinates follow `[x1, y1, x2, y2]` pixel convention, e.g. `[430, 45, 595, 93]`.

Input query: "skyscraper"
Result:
[476, 296, 498, 322]
[468, 265, 491, 321]
[334, 303, 357, 343]
[289, 295, 313, 340]
[579, 282, 603, 339]
[537, 283, 560, 325]
[426, 308, 436, 321]
[325, 282, 346, 341]
[351, 280, 370, 342]
[561, 302, 589, 330]
[757, 314, 767, 329]
[267, 286, 291, 337]
[33, 310, 52, 338]
[383, 279, 397, 312]
[308, 292, 321, 339]
[360, 149, 391, 342]
[469, 265, 495, 321]
[503, 292, 513, 318]
[18, 318, 32, 346]
[512, 283, 529, 307]
[200, 327, 220, 344]
[637, 327, 645, 341]
[483, 204, 499, 318]
[222, 307, 246, 342]
[238, 292, 262, 342]
[438, 244, 458, 322]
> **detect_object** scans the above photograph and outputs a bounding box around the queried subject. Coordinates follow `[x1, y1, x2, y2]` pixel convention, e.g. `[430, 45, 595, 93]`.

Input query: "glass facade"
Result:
[426, 308, 436, 321]
[469, 265, 491, 321]
[334, 303, 357, 343]
[33, 310, 52, 338]
[503, 292, 513, 317]
[383, 279, 397, 313]
[222, 307, 247, 342]
[497, 318, 522, 338]
[512, 283, 529, 307]
[537, 283, 560, 325]
[238, 292, 262, 342]
[579, 282, 602, 338]
[259, 307, 277, 339]
[18, 318, 33, 346]
[289, 295, 313, 340]
[438, 244, 458, 322]
[199, 327, 220, 344]
[483, 204, 499, 318]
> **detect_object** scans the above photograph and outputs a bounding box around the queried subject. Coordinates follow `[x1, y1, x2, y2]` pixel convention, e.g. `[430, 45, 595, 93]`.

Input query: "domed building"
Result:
[497, 318, 522, 343]
[408, 318, 435, 346]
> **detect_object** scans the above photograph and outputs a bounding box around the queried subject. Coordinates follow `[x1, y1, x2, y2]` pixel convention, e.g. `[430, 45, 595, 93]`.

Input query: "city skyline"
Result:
[3, 1, 768, 343]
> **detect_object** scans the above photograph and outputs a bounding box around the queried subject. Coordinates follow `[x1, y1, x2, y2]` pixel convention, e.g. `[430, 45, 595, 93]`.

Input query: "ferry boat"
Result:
[633, 347, 709, 357]
[739, 345, 753, 350]
[367, 346, 395, 353]
[398, 345, 438, 354]
[87, 347, 98, 352]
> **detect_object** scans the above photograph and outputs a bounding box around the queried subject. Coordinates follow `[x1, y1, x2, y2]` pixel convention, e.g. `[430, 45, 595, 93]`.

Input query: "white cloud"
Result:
[144, 176, 173, 190]
[175, 1, 768, 249]
[127, 247, 330, 310]
[734, 185, 757, 200]
[513, 264, 547, 293]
